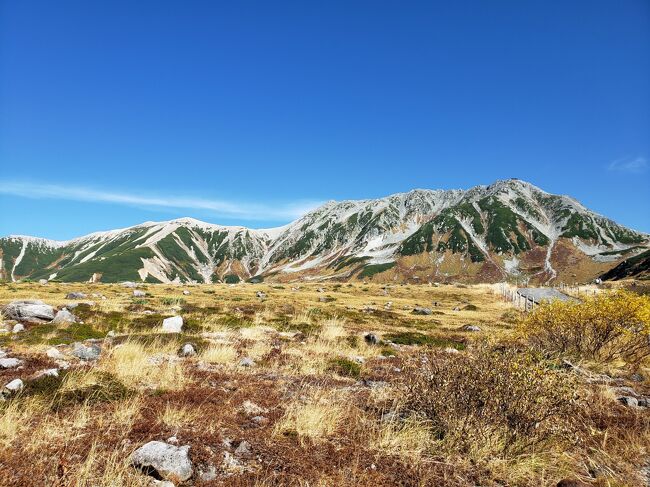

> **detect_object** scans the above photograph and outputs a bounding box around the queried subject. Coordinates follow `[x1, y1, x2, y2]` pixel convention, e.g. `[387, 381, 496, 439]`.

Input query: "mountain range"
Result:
[1, 179, 648, 284]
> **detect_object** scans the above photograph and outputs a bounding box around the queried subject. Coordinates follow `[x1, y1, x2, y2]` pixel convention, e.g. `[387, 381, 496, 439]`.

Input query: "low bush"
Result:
[327, 357, 361, 378]
[520, 290, 650, 366]
[400, 347, 577, 456]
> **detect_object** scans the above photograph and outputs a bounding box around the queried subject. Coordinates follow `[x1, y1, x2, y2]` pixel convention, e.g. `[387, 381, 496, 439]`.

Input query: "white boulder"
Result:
[131, 441, 193, 482]
[4, 378, 23, 392]
[162, 316, 183, 333]
[2, 300, 55, 323]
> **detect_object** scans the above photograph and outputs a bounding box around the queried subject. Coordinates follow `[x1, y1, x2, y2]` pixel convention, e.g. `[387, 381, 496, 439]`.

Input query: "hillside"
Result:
[1, 179, 648, 284]
[600, 249, 650, 281]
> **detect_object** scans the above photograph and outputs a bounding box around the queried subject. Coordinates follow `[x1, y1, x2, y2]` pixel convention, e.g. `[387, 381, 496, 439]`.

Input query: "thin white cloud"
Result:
[0, 181, 321, 222]
[608, 156, 648, 174]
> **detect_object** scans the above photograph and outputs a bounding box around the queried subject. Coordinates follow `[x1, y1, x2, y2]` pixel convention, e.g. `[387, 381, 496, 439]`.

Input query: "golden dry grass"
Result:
[0, 281, 646, 486]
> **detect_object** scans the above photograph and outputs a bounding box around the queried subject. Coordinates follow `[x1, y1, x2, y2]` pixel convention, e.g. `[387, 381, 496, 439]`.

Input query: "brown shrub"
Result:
[400, 347, 578, 457]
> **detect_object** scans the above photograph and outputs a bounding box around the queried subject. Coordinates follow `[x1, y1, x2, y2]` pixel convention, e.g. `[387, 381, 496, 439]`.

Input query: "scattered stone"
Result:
[39, 279, 48, 285]
[630, 373, 645, 383]
[52, 309, 76, 324]
[241, 400, 267, 416]
[122, 281, 138, 288]
[107, 330, 117, 338]
[638, 397, 649, 408]
[364, 333, 379, 345]
[4, 378, 24, 392]
[251, 415, 268, 425]
[444, 347, 460, 354]
[239, 357, 255, 367]
[131, 441, 193, 482]
[319, 296, 335, 303]
[46, 347, 66, 360]
[182, 290, 190, 296]
[72, 342, 101, 361]
[617, 396, 639, 407]
[453, 306, 461, 311]
[384, 301, 392, 309]
[179, 343, 196, 357]
[412, 306, 432, 315]
[234, 440, 252, 457]
[34, 368, 59, 379]
[351, 355, 365, 364]
[65, 292, 87, 299]
[151, 481, 175, 487]
[460, 324, 481, 332]
[12, 323, 25, 333]
[133, 290, 146, 298]
[199, 465, 218, 482]
[2, 300, 55, 323]
[162, 316, 183, 333]
[222, 451, 246, 473]
[256, 291, 267, 299]
[317, 287, 325, 293]
[0, 358, 22, 369]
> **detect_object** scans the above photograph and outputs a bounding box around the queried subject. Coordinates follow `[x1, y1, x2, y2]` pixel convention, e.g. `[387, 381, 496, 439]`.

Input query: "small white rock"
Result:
[12, 324, 25, 333]
[46, 347, 66, 360]
[4, 378, 23, 392]
[0, 358, 22, 369]
[162, 316, 183, 333]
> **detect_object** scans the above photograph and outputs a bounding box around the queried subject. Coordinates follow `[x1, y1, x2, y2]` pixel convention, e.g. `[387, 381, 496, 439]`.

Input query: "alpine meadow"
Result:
[1, 1, 649, 486]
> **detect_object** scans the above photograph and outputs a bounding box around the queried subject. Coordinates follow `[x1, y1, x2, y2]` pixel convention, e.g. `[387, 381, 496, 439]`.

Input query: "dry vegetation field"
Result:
[0, 281, 648, 486]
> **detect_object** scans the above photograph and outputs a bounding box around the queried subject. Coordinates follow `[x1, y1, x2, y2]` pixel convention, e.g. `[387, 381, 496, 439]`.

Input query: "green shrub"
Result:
[328, 357, 361, 378]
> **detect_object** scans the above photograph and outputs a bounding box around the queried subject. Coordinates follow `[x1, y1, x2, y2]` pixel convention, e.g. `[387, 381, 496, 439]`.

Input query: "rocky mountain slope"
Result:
[600, 249, 650, 281]
[2, 179, 648, 284]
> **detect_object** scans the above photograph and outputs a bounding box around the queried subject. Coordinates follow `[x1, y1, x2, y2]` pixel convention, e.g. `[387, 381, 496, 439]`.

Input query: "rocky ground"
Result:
[0, 281, 648, 486]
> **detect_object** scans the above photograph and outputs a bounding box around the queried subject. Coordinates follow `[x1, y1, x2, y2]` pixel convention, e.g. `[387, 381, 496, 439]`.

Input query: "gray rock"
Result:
[162, 316, 183, 333]
[364, 333, 379, 345]
[39, 279, 48, 285]
[72, 342, 101, 361]
[199, 465, 218, 481]
[122, 281, 138, 288]
[52, 309, 76, 324]
[239, 357, 255, 367]
[133, 290, 146, 298]
[35, 368, 59, 378]
[4, 378, 23, 392]
[131, 441, 193, 482]
[234, 440, 251, 456]
[461, 324, 481, 332]
[617, 396, 639, 407]
[182, 290, 190, 296]
[255, 291, 267, 299]
[65, 292, 87, 299]
[12, 323, 25, 333]
[638, 397, 649, 408]
[2, 300, 55, 323]
[46, 347, 66, 360]
[241, 400, 267, 415]
[412, 306, 432, 315]
[0, 358, 22, 369]
[179, 343, 196, 357]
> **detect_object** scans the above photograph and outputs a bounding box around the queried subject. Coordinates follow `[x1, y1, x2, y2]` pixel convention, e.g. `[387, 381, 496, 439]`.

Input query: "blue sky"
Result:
[1, 0, 648, 240]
